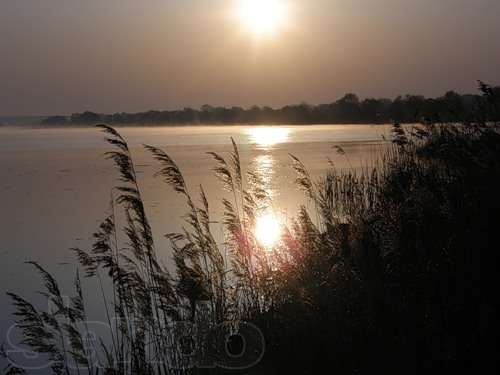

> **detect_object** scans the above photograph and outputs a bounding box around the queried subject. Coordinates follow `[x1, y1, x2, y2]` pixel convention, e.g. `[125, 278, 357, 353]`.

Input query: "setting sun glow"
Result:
[255, 212, 282, 248]
[236, 0, 288, 37]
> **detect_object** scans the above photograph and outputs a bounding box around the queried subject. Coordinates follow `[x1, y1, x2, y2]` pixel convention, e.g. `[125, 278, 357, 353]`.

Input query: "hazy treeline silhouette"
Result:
[42, 85, 500, 126]
[0, 116, 45, 127]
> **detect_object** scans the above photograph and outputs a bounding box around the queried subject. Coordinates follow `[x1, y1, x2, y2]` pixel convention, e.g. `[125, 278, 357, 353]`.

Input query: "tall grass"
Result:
[3, 83, 499, 374]
[2, 124, 277, 375]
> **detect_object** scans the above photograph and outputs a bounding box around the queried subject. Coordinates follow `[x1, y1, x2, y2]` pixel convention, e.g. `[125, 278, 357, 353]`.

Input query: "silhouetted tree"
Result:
[43, 86, 500, 126]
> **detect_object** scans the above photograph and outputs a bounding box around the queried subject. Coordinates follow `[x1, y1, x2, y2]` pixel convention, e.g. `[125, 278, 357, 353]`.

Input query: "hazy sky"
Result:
[1, 0, 499, 115]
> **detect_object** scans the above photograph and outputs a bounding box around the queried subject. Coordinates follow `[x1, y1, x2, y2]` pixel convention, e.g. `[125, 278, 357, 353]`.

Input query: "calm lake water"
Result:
[0, 124, 393, 370]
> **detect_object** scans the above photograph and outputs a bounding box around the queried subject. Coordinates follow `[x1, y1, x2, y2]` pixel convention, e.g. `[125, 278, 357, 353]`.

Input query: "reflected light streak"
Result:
[246, 127, 290, 148]
[253, 154, 274, 189]
[255, 211, 283, 248]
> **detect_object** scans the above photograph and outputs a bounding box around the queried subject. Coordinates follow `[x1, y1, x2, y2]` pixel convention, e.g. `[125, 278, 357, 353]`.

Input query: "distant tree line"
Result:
[42, 86, 500, 126]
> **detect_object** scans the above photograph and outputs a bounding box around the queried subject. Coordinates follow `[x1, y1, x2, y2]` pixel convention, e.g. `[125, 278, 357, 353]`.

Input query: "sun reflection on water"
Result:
[251, 155, 285, 249]
[253, 154, 275, 195]
[246, 127, 289, 248]
[255, 211, 283, 248]
[246, 127, 291, 148]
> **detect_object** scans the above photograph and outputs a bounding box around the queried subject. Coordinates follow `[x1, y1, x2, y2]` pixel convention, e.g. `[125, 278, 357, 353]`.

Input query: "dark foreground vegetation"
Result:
[42, 84, 500, 126]
[3, 83, 499, 374]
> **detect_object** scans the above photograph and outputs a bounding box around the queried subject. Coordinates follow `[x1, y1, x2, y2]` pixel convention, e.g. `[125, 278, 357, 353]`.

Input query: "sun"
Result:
[255, 212, 283, 248]
[235, 0, 288, 38]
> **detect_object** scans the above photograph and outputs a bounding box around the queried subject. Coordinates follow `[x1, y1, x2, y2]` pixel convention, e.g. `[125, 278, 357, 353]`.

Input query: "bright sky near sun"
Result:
[1, 0, 499, 115]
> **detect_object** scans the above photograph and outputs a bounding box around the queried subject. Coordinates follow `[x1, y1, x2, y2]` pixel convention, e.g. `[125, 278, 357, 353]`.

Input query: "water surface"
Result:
[0, 124, 392, 368]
